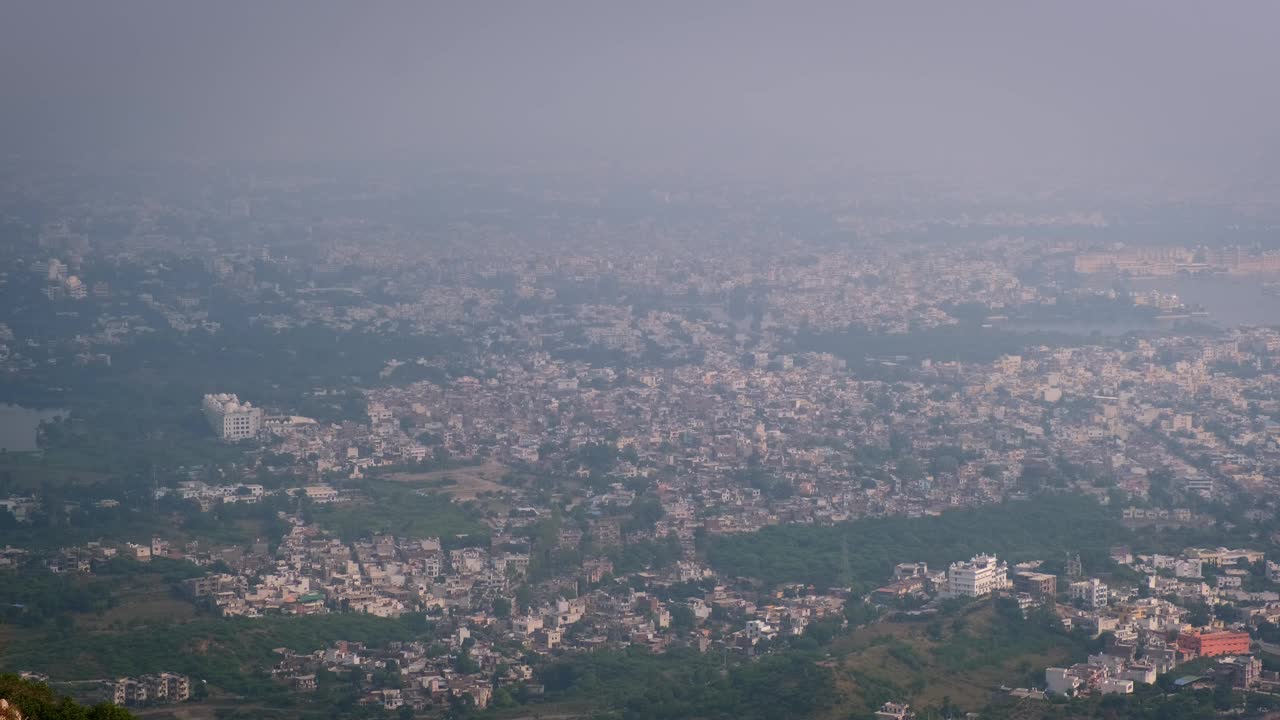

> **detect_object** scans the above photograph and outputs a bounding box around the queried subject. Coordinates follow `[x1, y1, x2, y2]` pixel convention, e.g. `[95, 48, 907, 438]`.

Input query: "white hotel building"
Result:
[946, 554, 1010, 598]
[202, 393, 264, 441]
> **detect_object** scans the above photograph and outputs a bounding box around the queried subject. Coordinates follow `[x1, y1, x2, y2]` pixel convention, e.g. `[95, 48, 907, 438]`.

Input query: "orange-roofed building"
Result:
[1176, 630, 1251, 658]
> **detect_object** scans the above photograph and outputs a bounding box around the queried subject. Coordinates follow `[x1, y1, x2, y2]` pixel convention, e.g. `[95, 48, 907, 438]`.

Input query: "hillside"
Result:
[820, 601, 1092, 719]
[0, 674, 135, 720]
[0, 615, 432, 700]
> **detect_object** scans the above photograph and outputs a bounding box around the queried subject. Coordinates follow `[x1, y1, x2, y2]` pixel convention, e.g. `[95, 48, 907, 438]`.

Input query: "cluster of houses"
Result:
[180, 526, 469, 619]
[40, 534, 274, 575]
[272, 637, 511, 712]
[1036, 547, 1277, 698]
[167, 505, 852, 662]
[866, 546, 1280, 702]
[223, 318, 1280, 555]
[267, 577, 850, 712]
[3, 480, 346, 535]
[1045, 636, 1270, 698]
[154, 480, 342, 510]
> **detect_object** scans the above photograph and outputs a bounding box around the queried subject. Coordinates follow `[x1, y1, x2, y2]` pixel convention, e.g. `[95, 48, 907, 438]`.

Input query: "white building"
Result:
[65, 276, 87, 300]
[745, 619, 776, 643]
[1174, 559, 1203, 579]
[301, 485, 339, 504]
[1070, 579, 1109, 609]
[1045, 668, 1082, 696]
[1265, 561, 1280, 584]
[1124, 663, 1158, 685]
[874, 702, 914, 720]
[202, 393, 264, 441]
[512, 614, 544, 635]
[946, 554, 1009, 598]
[1099, 678, 1133, 695]
[893, 562, 929, 580]
[0, 497, 38, 523]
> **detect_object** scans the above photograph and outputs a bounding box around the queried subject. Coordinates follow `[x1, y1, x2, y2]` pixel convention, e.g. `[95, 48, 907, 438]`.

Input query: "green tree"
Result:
[670, 605, 696, 631]
[492, 597, 512, 618]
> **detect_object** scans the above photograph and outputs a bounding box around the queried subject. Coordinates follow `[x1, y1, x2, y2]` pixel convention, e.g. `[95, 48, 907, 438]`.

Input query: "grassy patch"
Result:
[313, 480, 486, 542]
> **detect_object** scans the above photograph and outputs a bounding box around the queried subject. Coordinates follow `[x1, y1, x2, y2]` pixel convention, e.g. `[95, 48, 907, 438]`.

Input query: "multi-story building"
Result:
[946, 554, 1008, 598]
[1013, 571, 1057, 599]
[182, 573, 246, 598]
[202, 393, 263, 441]
[1176, 630, 1252, 658]
[1216, 655, 1261, 689]
[1266, 561, 1280, 584]
[112, 679, 147, 706]
[112, 673, 191, 707]
[1045, 668, 1083, 696]
[1069, 579, 1109, 609]
[591, 518, 622, 547]
[153, 673, 190, 703]
[65, 276, 87, 300]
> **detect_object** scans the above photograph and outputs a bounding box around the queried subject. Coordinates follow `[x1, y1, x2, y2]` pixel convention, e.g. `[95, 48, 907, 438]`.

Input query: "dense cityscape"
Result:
[5, 2, 1280, 720]
[1, 166, 1280, 720]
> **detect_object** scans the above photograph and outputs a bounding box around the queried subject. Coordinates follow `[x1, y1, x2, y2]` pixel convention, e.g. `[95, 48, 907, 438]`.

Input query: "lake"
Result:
[1005, 319, 1166, 337]
[1128, 275, 1280, 329]
[0, 404, 67, 453]
[1009, 275, 1280, 336]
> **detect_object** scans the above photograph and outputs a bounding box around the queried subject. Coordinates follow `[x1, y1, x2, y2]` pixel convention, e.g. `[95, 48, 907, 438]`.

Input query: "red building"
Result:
[1176, 630, 1252, 658]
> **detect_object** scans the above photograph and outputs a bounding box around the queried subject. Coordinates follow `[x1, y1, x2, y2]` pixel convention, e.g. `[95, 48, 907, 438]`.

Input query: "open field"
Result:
[382, 460, 510, 500]
[78, 584, 200, 631]
[313, 480, 487, 542]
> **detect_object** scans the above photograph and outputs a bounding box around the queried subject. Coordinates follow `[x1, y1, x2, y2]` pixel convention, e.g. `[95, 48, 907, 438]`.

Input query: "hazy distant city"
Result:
[4, 3, 1280, 720]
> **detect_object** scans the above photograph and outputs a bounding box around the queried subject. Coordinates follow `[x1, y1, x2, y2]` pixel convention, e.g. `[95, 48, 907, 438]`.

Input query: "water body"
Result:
[1128, 275, 1280, 329]
[1005, 319, 1164, 336]
[1006, 275, 1280, 336]
[0, 404, 66, 452]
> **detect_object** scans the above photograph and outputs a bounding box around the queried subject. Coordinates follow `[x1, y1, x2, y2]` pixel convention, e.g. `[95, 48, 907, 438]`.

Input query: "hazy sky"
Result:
[3, 1, 1279, 186]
